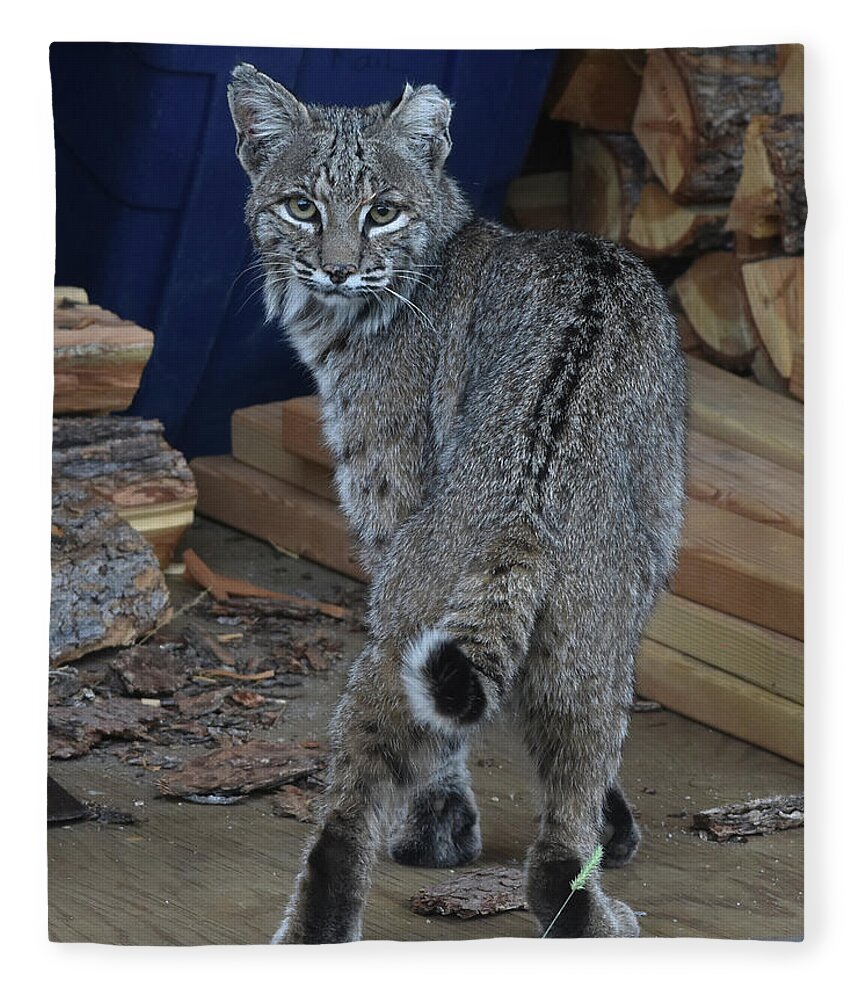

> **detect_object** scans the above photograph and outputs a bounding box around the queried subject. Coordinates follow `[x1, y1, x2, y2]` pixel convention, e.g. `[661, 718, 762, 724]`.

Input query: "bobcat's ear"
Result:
[227, 63, 309, 180]
[386, 83, 453, 174]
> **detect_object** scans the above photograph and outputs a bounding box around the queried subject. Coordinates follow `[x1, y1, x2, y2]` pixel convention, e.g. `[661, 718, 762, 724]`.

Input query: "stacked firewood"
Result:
[51, 289, 197, 666]
[507, 45, 805, 399]
[53, 288, 197, 569]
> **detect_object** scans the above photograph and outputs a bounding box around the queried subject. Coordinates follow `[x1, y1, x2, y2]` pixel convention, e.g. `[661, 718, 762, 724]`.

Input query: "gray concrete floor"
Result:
[48, 517, 803, 944]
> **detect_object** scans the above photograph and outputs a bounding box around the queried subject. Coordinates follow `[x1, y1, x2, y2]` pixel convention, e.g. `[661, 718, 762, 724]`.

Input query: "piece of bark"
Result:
[633, 46, 782, 203]
[49, 698, 164, 758]
[549, 50, 647, 132]
[157, 740, 327, 798]
[173, 687, 233, 718]
[692, 793, 804, 841]
[410, 866, 527, 919]
[50, 480, 172, 666]
[112, 645, 192, 696]
[230, 690, 268, 709]
[271, 784, 321, 822]
[568, 130, 650, 245]
[183, 549, 351, 621]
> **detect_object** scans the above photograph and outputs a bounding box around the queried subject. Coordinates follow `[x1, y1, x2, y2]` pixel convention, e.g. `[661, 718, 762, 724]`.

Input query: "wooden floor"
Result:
[48, 519, 803, 944]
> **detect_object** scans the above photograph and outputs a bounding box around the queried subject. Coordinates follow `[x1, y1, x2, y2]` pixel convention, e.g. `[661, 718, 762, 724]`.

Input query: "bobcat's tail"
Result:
[402, 521, 549, 734]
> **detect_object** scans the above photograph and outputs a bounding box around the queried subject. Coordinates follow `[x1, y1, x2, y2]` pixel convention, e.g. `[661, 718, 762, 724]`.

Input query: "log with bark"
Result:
[632, 46, 782, 204]
[727, 114, 805, 254]
[672, 252, 759, 370]
[627, 181, 731, 257]
[505, 171, 571, 230]
[568, 131, 650, 245]
[53, 415, 197, 567]
[778, 44, 803, 115]
[50, 479, 173, 666]
[54, 298, 154, 414]
[549, 49, 647, 132]
[741, 256, 804, 393]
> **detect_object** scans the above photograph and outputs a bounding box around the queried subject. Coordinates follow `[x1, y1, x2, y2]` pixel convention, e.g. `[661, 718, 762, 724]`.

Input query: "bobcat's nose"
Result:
[323, 262, 357, 285]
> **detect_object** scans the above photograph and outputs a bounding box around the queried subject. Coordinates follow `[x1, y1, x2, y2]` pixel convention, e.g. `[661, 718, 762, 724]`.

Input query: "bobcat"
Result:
[227, 63, 687, 942]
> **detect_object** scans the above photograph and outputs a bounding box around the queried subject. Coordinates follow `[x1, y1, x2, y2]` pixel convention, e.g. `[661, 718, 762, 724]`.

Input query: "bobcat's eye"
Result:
[368, 202, 400, 227]
[285, 196, 319, 222]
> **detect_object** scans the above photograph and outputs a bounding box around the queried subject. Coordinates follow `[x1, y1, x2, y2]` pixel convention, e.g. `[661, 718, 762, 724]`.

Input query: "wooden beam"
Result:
[645, 591, 803, 703]
[687, 429, 802, 537]
[281, 396, 336, 468]
[190, 455, 367, 582]
[635, 639, 803, 763]
[687, 356, 803, 473]
[674, 499, 803, 640]
[233, 402, 335, 501]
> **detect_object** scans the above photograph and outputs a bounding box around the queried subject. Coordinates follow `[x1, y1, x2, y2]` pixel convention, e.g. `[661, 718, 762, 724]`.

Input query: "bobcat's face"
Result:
[228, 65, 455, 321]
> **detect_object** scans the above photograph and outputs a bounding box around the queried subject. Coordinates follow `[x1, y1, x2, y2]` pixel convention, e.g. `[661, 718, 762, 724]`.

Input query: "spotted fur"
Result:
[228, 64, 687, 943]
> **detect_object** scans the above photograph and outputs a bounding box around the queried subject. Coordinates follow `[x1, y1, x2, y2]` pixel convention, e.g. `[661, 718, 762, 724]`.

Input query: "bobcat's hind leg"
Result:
[602, 782, 641, 868]
[388, 742, 481, 868]
[518, 627, 639, 938]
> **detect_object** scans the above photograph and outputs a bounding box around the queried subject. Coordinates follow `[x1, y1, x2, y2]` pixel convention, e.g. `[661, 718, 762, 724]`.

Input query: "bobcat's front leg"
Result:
[273, 646, 426, 944]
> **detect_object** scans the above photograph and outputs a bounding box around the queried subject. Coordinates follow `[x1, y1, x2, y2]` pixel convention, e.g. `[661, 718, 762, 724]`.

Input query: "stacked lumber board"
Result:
[52, 287, 196, 567]
[193, 361, 803, 762]
[508, 45, 805, 399]
[191, 402, 363, 580]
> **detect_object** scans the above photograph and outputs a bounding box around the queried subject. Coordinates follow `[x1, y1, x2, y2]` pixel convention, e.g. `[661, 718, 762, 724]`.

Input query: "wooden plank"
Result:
[674, 499, 803, 640]
[190, 455, 367, 581]
[281, 396, 335, 468]
[233, 402, 335, 502]
[645, 592, 803, 704]
[687, 430, 803, 537]
[636, 639, 803, 763]
[687, 356, 803, 472]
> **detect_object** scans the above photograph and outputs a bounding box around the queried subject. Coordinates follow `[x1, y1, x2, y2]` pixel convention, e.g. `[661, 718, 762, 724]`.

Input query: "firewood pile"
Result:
[507, 45, 805, 398]
[51, 288, 198, 668]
